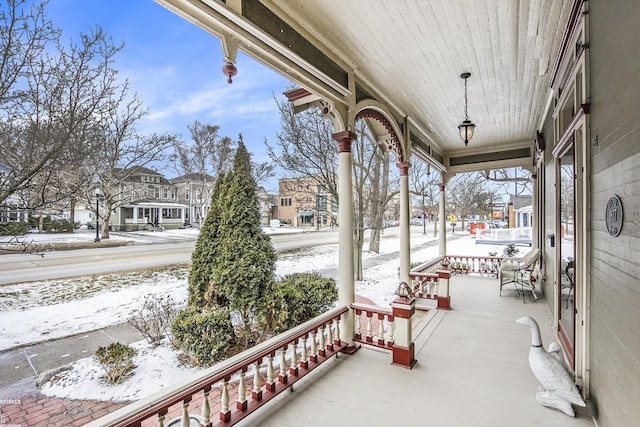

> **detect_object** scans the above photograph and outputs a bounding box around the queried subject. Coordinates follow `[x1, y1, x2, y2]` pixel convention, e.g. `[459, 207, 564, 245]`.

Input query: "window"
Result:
[163, 188, 169, 199]
[280, 198, 292, 206]
[185, 190, 189, 200]
[154, 188, 160, 198]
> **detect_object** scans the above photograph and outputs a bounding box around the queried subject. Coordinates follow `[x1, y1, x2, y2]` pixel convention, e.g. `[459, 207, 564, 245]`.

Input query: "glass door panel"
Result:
[558, 146, 575, 364]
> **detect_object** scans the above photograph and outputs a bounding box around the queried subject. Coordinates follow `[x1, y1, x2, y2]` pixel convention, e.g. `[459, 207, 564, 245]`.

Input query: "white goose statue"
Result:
[516, 316, 586, 417]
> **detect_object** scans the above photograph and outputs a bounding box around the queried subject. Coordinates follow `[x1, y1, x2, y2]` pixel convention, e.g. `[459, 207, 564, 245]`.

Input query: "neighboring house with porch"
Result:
[109, 167, 187, 231]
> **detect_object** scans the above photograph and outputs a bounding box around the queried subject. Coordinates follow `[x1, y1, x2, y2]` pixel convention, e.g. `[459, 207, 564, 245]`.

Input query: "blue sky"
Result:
[45, 0, 292, 191]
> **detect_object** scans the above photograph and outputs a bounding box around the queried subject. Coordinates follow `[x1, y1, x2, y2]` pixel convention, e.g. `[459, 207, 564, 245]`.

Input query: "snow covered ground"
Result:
[0, 226, 508, 402]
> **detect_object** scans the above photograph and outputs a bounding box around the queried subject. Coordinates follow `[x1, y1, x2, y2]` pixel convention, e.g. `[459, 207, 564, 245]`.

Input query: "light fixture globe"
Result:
[458, 119, 476, 145]
[458, 72, 475, 146]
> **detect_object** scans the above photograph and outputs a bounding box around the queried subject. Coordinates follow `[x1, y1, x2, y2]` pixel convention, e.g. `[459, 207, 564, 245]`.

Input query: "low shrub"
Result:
[171, 306, 235, 367]
[0, 222, 28, 236]
[269, 273, 338, 333]
[94, 342, 137, 384]
[128, 294, 179, 347]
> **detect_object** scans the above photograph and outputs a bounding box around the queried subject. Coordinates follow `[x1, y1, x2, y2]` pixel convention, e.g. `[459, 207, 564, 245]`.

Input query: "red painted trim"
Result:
[398, 162, 410, 176]
[437, 296, 451, 310]
[332, 131, 357, 152]
[391, 343, 416, 369]
[355, 109, 405, 163]
[284, 87, 313, 101]
[438, 182, 445, 192]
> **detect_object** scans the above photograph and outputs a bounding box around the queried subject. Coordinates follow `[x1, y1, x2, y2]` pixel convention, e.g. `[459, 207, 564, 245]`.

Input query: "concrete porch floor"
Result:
[238, 276, 595, 426]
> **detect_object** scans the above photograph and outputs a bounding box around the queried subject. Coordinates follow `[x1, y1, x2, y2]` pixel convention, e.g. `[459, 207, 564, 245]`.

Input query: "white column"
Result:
[333, 131, 356, 347]
[532, 173, 539, 249]
[399, 163, 411, 284]
[438, 182, 446, 256]
[133, 207, 138, 224]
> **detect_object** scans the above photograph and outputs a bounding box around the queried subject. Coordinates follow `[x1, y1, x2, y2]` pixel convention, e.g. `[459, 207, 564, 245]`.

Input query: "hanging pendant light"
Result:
[458, 72, 476, 146]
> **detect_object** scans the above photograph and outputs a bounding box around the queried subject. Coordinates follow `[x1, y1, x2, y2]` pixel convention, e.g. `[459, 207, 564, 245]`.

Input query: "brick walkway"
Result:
[0, 391, 128, 426]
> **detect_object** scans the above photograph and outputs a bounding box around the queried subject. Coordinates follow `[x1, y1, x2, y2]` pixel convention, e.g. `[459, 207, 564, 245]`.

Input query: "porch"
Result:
[92, 274, 594, 426]
[239, 275, 594, 426]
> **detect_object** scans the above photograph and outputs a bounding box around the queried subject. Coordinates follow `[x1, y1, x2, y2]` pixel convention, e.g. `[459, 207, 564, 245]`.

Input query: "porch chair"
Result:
[498, 248, 541, 301]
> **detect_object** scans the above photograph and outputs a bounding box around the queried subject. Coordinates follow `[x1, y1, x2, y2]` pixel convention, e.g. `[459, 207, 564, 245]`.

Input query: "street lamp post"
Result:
[94, 191, 100, 242]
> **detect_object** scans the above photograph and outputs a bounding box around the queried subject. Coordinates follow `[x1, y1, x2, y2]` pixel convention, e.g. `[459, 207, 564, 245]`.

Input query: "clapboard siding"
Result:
[588, 0, 640, 425]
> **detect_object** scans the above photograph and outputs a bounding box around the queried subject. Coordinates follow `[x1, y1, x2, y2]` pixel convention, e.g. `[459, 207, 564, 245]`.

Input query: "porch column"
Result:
[399, 162, 411, 284]
[133, 207, 138, 224]
[438, 182, 446, 256]
[332, 131, 356, 348]
[532, 173, 539, 249]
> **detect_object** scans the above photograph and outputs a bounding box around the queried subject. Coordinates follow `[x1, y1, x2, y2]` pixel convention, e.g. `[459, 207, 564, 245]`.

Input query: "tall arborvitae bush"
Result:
[175, 140, 277, 363]
[187, 173, 228, 308]
[212, 141, 276, 344]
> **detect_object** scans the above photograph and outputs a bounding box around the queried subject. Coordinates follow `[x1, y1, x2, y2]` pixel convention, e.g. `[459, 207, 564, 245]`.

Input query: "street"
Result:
[0, 230, 340, 285]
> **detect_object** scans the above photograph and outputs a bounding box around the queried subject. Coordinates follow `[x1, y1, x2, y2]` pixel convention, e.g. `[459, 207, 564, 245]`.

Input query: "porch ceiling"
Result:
[156, 0, 573, 165]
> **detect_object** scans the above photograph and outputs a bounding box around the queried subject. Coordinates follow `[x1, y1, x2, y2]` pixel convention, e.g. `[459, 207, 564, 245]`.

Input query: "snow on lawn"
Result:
[2, 228, 515, 403]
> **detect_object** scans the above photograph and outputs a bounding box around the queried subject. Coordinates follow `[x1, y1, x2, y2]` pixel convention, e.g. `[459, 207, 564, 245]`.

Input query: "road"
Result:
[0, 230, 339, 285]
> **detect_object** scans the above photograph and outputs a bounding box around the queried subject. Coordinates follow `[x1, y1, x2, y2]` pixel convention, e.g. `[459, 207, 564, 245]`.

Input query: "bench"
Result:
[498, 248, 541, 301]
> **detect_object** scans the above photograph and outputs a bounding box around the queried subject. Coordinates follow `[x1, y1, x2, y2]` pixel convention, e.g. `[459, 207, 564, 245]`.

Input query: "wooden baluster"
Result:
[318, 324, 326, 357]
[309, 330, 318, 362]
[377, 313, 385, 346]
[220, 379, 231, 422]
[326, 321, 334, 351]
[366, 312, 373, 343]
[387, 316, 395, 348]
[180, 400, 190, 427]
[237, 370, 248, 411]
[266, 353, 276, 391]
[252, 361, 263, 401]
[202, 388, 211, 426]
[289, 340, 299, 375]
[334, 318, 341, 345]
[279, 348, 288, 383]
[300, 335, 309, 369]
[354, 309, 361, 340]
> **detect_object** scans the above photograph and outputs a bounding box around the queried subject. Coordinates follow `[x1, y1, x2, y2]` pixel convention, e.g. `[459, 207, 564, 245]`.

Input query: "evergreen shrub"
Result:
[0, 222, 27, 236]
[270, 273, 338, 333]
[171, 306, 235, 367]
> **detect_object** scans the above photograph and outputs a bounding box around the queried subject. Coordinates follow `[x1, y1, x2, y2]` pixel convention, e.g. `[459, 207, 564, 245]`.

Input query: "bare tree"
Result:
[267, 94, 397, 280]
[409, 160, 439, 236]
[0, 8, 126, 213]
[169, 120, 235, 223]
[87, 87, 179, 240]
[480, 167, 532, 200]
[266, 95, 339, 202]
[447, 172, 496, 230]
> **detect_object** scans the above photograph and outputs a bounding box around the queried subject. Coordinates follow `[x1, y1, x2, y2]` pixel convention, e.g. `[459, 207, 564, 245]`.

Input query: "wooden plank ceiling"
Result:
[264, 0, 572, 156]
[158, 0, 573, 161]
